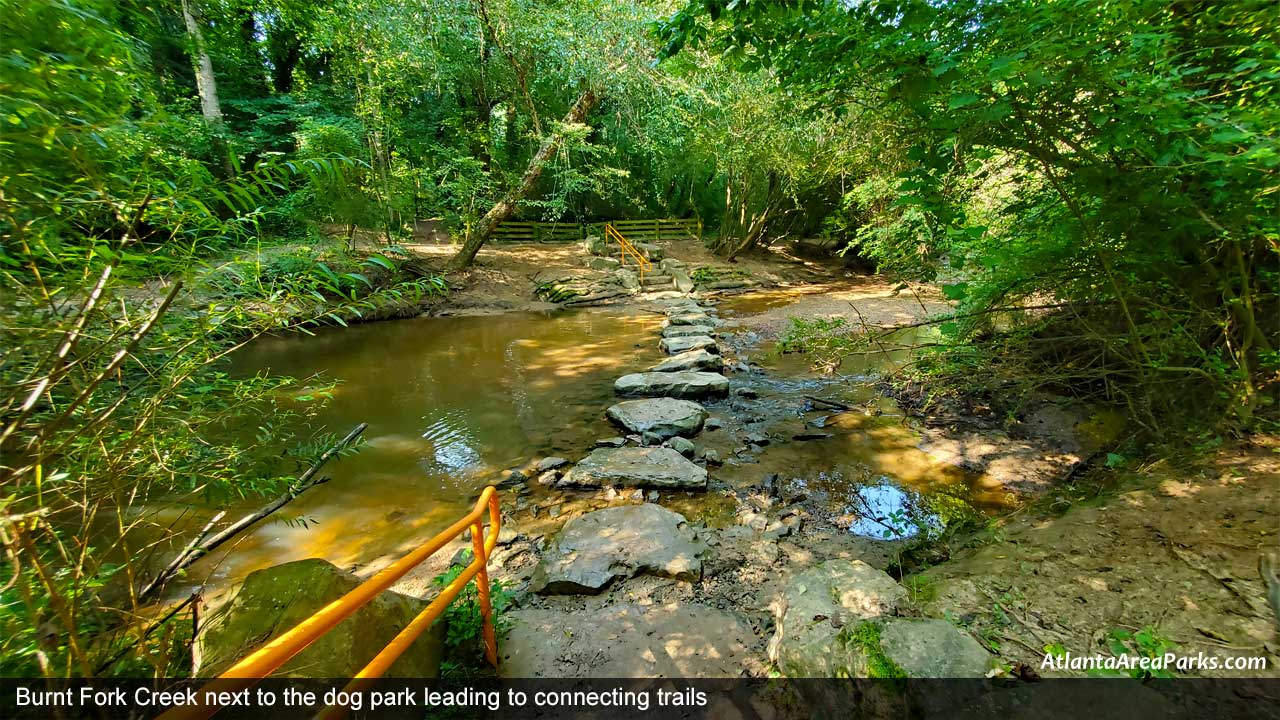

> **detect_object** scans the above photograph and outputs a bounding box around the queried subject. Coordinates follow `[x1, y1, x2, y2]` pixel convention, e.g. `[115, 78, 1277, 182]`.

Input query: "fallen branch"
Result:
[803, 395, 852, 411]
[138, 423, 367, 602]
[138, 511, 225, 602]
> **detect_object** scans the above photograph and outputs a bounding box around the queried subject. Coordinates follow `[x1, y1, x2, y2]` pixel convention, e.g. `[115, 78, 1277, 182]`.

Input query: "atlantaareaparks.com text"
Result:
[1041, 651, 1267, 672]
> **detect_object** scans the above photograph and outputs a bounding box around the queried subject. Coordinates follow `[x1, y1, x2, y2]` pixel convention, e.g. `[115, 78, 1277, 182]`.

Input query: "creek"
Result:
[188, 296, 1006, 594]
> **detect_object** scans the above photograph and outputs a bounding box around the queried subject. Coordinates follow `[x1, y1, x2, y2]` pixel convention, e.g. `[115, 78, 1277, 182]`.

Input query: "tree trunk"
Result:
[446, 89, 598, 271]
[180, 0, 223, 125]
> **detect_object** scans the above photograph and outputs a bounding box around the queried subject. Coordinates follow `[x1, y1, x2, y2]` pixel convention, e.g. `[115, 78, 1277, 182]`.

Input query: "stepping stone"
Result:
[615, 371, 729, 398]
[660, 335, 718, 354]
[666, 312, 719, 326]
[606, 398, 707, 439]
[528, 504, 707, 594]
[662, 325, 717, 339]
[648, 349, 723, 373]
[500, 602, 759, 677]
[560, 447, 707, 489]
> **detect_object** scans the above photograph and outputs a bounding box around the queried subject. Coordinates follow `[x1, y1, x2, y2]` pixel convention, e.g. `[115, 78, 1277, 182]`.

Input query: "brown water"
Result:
[188, 296, 1005, 594]
[186, 309, 661, 592]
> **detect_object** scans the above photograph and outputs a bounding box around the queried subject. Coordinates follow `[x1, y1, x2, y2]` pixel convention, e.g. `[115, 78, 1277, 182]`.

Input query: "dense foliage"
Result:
[662, 0, 1279, 432]
[1, 0, 1275, 681]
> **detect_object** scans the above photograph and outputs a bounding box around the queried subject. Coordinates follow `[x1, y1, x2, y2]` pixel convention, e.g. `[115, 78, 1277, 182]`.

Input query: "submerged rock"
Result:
[658, 335, 719, 355]
[606, 398, 706, 439]
[615, 371, 729, 398]
[195, 559, 442, 677]
[560, 446, 708, 489]
[529, 504, 707, 594]
[648, 349, 723, 372]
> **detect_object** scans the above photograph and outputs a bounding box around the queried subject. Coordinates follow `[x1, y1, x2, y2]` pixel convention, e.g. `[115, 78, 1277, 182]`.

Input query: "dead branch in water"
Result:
[138, 422, 368, 602]
[803, 395, 852, 411]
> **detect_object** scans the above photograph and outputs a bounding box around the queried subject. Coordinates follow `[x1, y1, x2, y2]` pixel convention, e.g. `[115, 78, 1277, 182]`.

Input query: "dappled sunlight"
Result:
[182, 308, 668, 597]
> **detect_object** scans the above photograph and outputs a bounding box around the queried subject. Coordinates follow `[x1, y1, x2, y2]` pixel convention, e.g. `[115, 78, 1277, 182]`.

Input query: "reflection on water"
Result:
[181, 291, 1006, 598]
[183, 309, 662, 594]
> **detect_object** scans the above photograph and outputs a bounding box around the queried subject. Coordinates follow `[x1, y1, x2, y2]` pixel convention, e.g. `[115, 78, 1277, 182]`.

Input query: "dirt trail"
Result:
[912, 438, 1280, 677]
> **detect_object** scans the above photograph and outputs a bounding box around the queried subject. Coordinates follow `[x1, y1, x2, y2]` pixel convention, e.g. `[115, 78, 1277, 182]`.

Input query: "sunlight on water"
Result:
[177, 309, 662, 595]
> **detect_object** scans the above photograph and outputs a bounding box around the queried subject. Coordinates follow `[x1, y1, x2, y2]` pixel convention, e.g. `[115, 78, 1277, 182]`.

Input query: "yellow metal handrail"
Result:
[604, 222, 652, 282]
[160, 487, 502, 720]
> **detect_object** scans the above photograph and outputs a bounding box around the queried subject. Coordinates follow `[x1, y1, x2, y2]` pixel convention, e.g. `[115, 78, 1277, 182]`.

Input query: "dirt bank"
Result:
[909, 436, 1280, 677]
[394, 235, 857, 316]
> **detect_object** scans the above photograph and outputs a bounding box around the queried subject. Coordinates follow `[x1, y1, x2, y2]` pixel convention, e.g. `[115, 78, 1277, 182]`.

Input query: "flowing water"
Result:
[185, 296, 1006, 595]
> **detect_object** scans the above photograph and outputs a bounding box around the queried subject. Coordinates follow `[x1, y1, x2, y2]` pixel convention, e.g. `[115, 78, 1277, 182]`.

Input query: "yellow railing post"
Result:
[605, 222, 651, 283]
[160, 488, 502, 720]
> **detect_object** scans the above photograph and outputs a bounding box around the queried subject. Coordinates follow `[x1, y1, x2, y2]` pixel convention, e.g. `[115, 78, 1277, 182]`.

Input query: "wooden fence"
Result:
[586, 218, 702, 244]
[482, 218, 702, 244]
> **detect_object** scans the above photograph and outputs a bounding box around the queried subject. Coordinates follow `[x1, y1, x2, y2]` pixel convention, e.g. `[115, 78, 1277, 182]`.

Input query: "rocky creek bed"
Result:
[200, 295, 1003, 686]
[197, 280, 1278, 714]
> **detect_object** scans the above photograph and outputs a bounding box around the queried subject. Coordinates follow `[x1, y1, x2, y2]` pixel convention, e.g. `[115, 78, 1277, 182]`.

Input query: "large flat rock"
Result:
[658, 335, 719, 355]
[529, 504, 708, 594]
[606, 398, 706, 439]
[560, 446, 708, 489]
[501, 603, 760, 677]
[666, 312, 719, 326]
[649, 349, 723, 373]
[662, 324, 717, 338]
[661, 303, 710, 316]
[615, 371, 729, 398]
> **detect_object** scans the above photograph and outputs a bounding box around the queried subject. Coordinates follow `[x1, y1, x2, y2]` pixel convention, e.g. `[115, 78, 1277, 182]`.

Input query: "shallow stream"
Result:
[187, 295, 1006, 594]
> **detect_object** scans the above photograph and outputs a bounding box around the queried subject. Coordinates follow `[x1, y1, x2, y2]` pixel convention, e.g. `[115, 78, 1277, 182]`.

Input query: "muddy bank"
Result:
[910, 437, 1280, 678]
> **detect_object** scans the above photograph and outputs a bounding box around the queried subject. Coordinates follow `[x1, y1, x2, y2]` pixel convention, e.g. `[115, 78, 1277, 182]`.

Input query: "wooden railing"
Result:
[159, 488, 502, 720]
[489, 221, 582, 243]
[483, 217, 703, 244]
[587, 218, 702, 245]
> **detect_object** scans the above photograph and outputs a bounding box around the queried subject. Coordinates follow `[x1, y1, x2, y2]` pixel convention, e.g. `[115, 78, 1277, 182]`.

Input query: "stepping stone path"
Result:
[561, 447, 707, 489]
[614, 371, 728, 398]
[662, 325, 716, 338]
[606, 398, 707, 439]
[667, 312, 719, 326]
[658, 335, 719, 355]
[578, 298, 728, 488]
[528, 504, 707, 594]
[648, 348, 722, 372]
